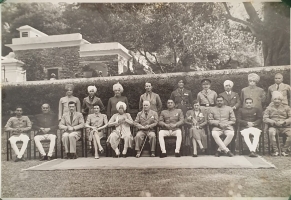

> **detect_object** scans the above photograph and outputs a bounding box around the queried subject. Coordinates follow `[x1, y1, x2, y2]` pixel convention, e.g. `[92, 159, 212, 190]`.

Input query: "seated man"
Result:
[208, 96, 236, 157]
[59, 101, 84, 159]
[33, 103, 58, 161]
[237, 98, 262, 157]
[134, 100, 159, 158]
[5, 106, 32, 162]
[263, 91, 291, 156]
[158, 99, 184, 158]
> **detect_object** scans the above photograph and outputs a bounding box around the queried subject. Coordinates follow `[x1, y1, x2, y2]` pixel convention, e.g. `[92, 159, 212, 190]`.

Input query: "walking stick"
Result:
[276, 131, 281, 157]
[139, 134, 148, 156]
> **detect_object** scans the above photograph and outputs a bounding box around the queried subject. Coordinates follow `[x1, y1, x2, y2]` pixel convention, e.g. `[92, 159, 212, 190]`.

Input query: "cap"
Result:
[201, 79, 211, 84]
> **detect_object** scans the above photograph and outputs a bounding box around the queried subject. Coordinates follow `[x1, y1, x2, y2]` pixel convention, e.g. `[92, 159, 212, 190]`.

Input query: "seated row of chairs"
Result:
[6, 120, 287, 161]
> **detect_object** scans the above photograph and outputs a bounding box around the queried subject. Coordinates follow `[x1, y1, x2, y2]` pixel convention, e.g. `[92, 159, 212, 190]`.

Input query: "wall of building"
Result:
[14, 46, 80, 81]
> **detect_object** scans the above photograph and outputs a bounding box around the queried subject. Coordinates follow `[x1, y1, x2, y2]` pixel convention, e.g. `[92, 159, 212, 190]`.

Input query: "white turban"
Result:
[87, 85, 97, 93]
[116, 101, 127, 110]
[224, 80, 234, 87]
[143, 100, 150, 106]
[272, 91, 283, 100]
[248, 73, 260, 82]
[113, 82, 124, 93]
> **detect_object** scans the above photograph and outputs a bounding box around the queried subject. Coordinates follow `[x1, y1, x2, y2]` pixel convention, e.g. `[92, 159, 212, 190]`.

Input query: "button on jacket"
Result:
[159, 109, 184, 131]
[219, 91, 241, 110]
[134, 110, 159, 131]
[170, 89, 193, 115]
[208, 105, 236, 131]
[237, 107, 262, 129]
[5, 116, 32, 136]
[33, 113, 58, 135]
[263, 104, 291, 125]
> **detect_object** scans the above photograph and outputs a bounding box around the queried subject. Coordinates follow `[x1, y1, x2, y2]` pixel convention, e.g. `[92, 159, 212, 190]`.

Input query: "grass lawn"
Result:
[1, 155, 291, 198]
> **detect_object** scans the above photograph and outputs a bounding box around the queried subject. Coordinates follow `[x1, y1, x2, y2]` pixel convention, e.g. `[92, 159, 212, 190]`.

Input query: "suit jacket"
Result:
[139, 92, 162, 113]
[219, 91, 241, 111]
[82, 96, 105, 116]
[33, 113, 58, 135]
[134, 109, 159, 131]
[59, 112, 84, 134]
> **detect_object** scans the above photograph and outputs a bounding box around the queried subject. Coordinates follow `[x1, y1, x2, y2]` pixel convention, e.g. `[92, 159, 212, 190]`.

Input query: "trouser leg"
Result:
[69, 132, 78, 153]
[34, 135, 46, 156]
[174, 130, 182, 153]
[223, 130, 234, 151]
[212, 130, 229, 152]
[148, 132, 156, 152]
[62, 132, 70, 153]
[241, 130, 252, 151]
[134, 131, 145, 151]
[47, 134, 56, 157]
[159, 130, 168, 153]
[9, 136, 21, 158]
[251, 130, 261, 152]
[18, 134, 29, 158]
[269, 127, 277, 152]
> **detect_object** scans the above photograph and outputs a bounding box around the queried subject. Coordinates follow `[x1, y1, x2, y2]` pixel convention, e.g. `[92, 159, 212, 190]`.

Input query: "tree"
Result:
[222, 2, 290, 66]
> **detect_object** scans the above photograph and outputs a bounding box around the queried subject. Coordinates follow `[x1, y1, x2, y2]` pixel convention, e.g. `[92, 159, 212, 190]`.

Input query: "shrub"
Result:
[2, 65, 290, 118]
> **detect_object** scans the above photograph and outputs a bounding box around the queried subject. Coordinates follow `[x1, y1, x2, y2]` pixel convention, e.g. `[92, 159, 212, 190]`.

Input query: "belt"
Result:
[200, 104, 215, 107]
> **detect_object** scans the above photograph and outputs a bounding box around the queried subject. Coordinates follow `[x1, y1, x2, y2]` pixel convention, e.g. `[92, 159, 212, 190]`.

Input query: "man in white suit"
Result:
[59, 101, 84, 159]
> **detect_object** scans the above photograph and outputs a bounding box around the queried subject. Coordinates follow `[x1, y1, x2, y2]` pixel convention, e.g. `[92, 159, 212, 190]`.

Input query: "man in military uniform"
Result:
[197, 79, 217, 113]
[134, 101, 159, 158]
[208, 96, 236, 157]
[170, 79, 193, 116]
[267, 73, 291, 106]
[5, 106, 32, 162]
[139, 82, 162, 113]
[263, 91, 291, 156]
[158, 99, 184, 158]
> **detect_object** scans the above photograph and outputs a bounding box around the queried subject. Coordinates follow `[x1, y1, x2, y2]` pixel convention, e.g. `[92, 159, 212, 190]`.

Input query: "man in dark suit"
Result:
[59, 101, 84, 159]
[170, 79, 193, 116]
[219, 80, 241, 112]
[33, 103, 58, 161]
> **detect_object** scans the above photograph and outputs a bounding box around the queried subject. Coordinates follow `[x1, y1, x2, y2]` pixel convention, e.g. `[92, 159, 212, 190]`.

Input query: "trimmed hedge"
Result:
[2, 65, 290, 118]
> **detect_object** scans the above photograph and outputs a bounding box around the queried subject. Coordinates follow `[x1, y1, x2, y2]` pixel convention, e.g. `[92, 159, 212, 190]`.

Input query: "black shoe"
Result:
[20, 156, 26, 161]
[200, 148, 205, 153]
[47, 156, 52, 161]
[160, 153, 167, 158]
[226, 151, 234, 157]
[14, 157, 21, 162]
[39, 155, 46, 161]
[122, 154, 127, 158]
[72, 153, 77, 159]
[215, 151, 221, 157]
[65, 153, 70, 159]
[192, 154, 198, 157]
[175, 153, 181, 157]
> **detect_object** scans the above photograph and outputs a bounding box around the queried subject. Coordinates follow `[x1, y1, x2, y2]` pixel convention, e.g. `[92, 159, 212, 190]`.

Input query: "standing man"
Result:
[267, 73, 291, 106]
[208, 96, 236, 157]
[170, 79, 193, 116]
[219, 80, 241, 113]
[134, 101, 159, 158]
[263, 91, 291, 156]
[139, 82, 163, 113]
[158, 99, 184, 158]
[5, 106, 32, 162]
[237, 98, 262, 157]
[197, 79, 217, 114]
[59, 101, 84, 159]
[33, 103, 58, 161]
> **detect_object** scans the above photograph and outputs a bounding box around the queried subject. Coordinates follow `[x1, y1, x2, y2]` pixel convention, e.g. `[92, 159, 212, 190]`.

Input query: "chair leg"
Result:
[85, 135, 87, 158]
[61, 140, 63, 159]
[55, 138, 58, 158]
[268, 132, 271, 155]
[239, 132, 242, 155]
[7, 140, 10, 161]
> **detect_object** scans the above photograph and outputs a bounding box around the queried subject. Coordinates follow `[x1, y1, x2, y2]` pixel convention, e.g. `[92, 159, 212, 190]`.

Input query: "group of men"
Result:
[4, 73, 291, 161]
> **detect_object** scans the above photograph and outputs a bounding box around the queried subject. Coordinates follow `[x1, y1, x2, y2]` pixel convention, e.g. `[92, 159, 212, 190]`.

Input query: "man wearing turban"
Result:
[107, 101, 134, 157]
[241, 73, 266, 112]
[263, 91, 291, 156]
[58, 84, 81, 120]
[82, 85, 105, 117]
[107, 82, 129, 118]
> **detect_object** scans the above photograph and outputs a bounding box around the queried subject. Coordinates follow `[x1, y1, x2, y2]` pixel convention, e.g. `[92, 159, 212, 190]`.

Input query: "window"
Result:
[22, 32, 28, 37]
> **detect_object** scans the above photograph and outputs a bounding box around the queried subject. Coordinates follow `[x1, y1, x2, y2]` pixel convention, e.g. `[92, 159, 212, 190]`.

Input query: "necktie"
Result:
[277, 84, 280, 90]
[70, 112, 73, 124]
[145, 112, 148, 118]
